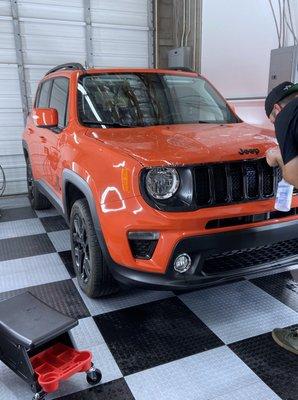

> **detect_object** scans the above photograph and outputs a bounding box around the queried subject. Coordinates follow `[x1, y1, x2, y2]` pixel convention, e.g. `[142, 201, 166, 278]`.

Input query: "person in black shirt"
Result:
[265, 81, 298, 355]
[265, 81, 298, 186]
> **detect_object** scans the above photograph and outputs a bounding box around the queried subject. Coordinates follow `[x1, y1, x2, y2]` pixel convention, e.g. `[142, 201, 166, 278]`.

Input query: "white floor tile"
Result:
[0, 195, 30, 209]
[0, 218, 45, 240]
[69, 317, 106, 348]
[213, 381, 281, 400]
[0, 361, 33, 400]
[0, 253, 70, 292]
[48, 230, 71, 252]
[179, 280, 298, 343]
[126, 346, 269, 400]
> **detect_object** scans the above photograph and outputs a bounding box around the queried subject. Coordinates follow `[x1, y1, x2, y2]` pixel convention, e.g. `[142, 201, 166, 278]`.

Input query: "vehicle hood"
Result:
[85, 123, 278, 167]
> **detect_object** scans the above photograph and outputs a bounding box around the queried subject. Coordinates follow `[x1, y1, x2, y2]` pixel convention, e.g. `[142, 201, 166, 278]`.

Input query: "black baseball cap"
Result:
[265, 81, 298, 117]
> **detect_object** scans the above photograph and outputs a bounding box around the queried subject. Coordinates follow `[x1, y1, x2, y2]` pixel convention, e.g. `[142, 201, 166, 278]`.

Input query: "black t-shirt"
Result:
[274, 97, 298, 165]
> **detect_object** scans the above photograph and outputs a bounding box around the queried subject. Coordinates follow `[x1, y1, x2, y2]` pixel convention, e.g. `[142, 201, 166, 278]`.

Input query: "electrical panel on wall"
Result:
[268, 46, 298, 92]
[168, 47, 192, 70]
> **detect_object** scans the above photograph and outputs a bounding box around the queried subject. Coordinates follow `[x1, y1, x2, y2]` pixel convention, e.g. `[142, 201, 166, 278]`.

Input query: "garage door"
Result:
[0, 0, 153, 195]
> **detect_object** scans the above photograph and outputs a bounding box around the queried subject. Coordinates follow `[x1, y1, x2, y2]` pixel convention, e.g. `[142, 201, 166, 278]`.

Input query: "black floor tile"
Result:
[57, 378, 135, 400]
[94, 297, 223, 376]
[40, 215, 69, 232]
[0, 280, 90, 320]
[58, 250, 75, 278]
[0, 234, 56, 261]
[229, 327, 298, 400]
[0, 206, 36, 222]
[251, 269, 298, 312]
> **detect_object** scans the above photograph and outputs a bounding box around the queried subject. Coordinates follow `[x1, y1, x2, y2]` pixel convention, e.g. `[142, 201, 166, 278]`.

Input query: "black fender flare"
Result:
[62, 169, 118, 269]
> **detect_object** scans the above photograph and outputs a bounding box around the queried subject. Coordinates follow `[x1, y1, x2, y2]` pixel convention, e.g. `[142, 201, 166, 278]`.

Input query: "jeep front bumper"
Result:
[109, 220, 298, 290]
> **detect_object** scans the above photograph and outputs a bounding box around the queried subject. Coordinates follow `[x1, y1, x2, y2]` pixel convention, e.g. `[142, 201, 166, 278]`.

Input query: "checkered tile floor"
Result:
[0, 195, 297, 400]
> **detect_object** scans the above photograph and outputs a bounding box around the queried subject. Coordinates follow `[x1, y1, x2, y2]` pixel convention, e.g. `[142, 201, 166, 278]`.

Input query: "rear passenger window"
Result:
[37, 80, 52, 108]
[49, 78, 69, 128]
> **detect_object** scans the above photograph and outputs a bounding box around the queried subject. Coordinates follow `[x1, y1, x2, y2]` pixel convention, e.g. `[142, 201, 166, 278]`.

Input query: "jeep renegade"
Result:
[22, 63, 298, 298]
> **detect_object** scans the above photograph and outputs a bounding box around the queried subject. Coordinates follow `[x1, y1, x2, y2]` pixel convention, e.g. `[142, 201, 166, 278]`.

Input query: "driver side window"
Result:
[36, 79, 52, 108]
[49, 78, 69, 129]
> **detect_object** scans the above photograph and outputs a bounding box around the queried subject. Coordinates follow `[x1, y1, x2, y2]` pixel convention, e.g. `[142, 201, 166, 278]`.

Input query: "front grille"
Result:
[203, 238, 298, 274]
[194, 158, 282, 208]
[129, 239, 158, 259]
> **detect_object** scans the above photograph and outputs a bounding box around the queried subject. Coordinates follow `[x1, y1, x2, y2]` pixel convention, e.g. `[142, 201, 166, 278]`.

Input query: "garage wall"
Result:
[201, 0, 298, 128]
[0, 0, 153, 195]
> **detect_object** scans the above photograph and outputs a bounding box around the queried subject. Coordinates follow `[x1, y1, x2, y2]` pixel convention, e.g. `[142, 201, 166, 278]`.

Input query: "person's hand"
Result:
[266, 147, 283, 168]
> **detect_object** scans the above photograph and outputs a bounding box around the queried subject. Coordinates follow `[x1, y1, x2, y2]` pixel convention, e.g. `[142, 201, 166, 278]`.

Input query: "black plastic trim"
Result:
[45, 62, 85, 76]
[35, 181, 64, 217]
[22, 139, 28, 152]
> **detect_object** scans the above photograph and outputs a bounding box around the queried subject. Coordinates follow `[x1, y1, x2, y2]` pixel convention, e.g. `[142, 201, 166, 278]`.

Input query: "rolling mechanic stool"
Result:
[0, 292, 102, 400]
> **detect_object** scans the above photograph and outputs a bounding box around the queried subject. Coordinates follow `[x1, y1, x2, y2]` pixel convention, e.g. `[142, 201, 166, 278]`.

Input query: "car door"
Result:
[30, 79, 52, 181]
[43, 77, 69, 196]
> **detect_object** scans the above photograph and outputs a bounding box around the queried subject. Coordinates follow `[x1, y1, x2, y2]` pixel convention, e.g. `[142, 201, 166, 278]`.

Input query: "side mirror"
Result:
[228, 102, 236, 114]
[32, 108, 58, 128]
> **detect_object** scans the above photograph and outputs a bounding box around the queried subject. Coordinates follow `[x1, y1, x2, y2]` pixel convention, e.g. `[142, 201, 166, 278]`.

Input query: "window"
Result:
[49, 78, 69, 128]
[37, 79, 52, 108]
[77, 73, 240, 128]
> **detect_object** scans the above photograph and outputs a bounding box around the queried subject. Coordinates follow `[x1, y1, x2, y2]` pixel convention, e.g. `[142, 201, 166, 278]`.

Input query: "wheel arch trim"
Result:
[62, 169, 117, 269]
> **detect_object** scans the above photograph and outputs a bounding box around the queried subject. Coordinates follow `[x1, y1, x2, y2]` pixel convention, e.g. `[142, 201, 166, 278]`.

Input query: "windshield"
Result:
[78, 73, 240, 128]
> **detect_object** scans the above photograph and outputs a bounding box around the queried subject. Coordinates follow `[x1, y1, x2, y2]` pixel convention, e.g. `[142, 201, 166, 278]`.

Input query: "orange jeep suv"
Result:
[22, 63, 298, 297]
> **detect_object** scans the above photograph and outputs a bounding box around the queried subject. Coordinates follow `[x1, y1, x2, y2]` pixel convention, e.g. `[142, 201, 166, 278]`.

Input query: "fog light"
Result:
[174, 253, 191, 273]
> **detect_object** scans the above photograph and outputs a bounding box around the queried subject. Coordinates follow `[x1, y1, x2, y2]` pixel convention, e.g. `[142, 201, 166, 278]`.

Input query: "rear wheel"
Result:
[70, 198, 118, 298]
[26, 157, 51, 210]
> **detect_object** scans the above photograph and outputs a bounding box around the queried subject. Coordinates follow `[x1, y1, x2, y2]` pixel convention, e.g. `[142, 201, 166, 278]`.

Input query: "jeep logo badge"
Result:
[239, 148, 260, 155]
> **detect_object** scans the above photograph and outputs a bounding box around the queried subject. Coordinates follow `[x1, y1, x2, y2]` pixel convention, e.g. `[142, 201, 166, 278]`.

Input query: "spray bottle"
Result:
[275, 179, 294, 212]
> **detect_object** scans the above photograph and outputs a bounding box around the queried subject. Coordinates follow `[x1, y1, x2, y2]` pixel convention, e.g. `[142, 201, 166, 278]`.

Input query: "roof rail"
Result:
[45, 63, 86, 76]
[168, 67, 197, 73]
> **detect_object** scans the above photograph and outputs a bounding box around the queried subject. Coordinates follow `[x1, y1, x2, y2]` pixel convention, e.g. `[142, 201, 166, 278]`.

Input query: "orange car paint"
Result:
[23, 68, 297, 276]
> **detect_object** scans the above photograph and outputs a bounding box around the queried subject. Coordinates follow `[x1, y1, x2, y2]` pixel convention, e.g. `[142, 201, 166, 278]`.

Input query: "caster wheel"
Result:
[32, 391, 46, 400]
[86, 368, 102, 385]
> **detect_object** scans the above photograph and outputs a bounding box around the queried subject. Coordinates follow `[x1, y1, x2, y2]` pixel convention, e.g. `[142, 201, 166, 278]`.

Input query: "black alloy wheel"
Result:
[72, 213, 91, 284]
[69, 198, 118, 298]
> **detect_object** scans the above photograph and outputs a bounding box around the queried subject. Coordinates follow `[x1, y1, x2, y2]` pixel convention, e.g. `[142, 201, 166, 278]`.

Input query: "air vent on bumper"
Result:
[128, 232, 159, 259]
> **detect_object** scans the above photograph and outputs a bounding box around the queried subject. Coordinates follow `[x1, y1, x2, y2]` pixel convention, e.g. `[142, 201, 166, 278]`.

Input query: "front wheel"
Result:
[70, 198, 118, 298]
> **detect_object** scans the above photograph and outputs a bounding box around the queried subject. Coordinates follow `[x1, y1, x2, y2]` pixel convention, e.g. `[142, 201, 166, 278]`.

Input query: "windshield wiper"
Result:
[83, 120, 133, 128]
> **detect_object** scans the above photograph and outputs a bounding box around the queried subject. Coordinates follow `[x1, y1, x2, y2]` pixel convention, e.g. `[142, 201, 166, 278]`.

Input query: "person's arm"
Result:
[266, 147, 298, 187]
[283, 156, 298, 188]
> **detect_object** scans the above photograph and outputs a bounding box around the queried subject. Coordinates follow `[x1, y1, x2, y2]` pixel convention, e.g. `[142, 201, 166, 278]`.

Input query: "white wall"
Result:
[201, 0, 298, 127]
[0, 0, 153, 195]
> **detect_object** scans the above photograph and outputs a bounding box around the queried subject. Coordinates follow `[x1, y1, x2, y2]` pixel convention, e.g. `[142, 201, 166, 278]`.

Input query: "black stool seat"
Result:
[0, 292, 77, 349]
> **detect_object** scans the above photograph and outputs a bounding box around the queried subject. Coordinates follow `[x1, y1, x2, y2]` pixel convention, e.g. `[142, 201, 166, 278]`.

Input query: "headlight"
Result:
[146, 167, 180, 199]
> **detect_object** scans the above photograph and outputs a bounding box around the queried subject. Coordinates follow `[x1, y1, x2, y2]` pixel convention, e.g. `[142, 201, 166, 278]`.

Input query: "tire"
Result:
[26, 157, 51, 210]
[70, 198, 118, 298]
